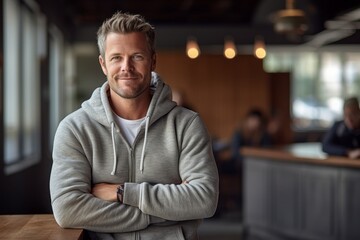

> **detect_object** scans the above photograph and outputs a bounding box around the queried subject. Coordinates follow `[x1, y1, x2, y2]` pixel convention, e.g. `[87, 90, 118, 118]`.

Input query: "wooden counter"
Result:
[242, 142, 360, 168]
[0, 215, 83, 240]
[242, 143, 360, 240]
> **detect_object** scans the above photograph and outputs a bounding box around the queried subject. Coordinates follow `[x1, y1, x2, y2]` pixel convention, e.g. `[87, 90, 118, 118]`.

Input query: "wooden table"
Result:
[0, 215, 83, 240]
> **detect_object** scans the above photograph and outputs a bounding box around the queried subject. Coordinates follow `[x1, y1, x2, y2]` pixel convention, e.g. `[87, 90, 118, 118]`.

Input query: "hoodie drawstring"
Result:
[140, 115, 150, 173]
[111, 116, 150, 175]
[111, 122, 117, 175]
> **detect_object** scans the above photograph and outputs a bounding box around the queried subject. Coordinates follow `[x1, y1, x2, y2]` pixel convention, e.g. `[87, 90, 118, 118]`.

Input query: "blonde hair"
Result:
[97, 12, 155, 58]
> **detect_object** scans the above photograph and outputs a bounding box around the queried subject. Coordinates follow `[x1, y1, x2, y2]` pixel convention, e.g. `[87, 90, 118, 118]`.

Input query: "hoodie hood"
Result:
[81, 72, 177, 174]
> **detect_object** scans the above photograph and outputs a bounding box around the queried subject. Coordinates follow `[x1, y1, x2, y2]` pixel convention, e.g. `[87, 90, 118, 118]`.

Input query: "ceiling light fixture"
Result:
[186, 37, 200, 59]
[254, 36, 266, 59]
[273, 0, 308, 35]
[223, 37, 237, 59]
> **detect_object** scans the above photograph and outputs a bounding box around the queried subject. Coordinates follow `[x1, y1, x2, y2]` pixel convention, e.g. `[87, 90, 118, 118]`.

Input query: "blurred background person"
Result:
[230, 108, 272, 166]
[322, 96, 360, 159]
[215, 108, 272, 218]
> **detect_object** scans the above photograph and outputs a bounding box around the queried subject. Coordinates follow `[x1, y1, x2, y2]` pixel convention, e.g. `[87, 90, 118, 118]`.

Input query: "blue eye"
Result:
[133, 54, 144, 61]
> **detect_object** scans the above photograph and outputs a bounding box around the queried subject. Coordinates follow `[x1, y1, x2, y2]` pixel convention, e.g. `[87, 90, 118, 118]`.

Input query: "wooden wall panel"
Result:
[156, 51, 272, 141]
[269, 73, 293, 145]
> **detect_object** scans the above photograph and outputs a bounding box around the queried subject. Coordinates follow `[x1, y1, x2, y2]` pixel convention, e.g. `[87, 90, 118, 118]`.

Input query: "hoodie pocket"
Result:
[139, 224, 185, 240]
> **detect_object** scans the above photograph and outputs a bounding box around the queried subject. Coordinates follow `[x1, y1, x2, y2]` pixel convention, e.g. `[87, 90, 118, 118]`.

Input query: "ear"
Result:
[151, 53, 156, 71]
[99, 55, 108, 76]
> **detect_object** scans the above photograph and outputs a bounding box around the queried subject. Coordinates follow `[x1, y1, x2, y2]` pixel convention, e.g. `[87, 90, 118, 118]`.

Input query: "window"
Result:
[49, 26, 77, 147]
[3, 0, 43, 174]
[264, 48, 360, 131]
[344, 53, 360, 97]
[49, 25, 65, 144]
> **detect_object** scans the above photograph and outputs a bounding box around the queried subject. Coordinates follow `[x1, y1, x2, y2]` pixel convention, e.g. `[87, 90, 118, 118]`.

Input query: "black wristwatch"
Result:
[117, 184, 124, 203]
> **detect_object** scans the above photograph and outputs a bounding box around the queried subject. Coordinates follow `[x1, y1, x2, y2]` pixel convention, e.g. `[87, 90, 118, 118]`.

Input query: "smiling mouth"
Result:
[116, 75, 138, 81]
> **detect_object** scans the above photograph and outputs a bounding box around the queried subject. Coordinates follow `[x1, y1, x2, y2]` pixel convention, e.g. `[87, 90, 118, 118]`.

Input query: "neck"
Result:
[109, 90, 151, 120]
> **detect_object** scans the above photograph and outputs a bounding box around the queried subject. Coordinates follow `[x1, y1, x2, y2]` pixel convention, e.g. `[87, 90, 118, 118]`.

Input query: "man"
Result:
[230, 108, 272, 164]
[322, 96, 360, 158]
[50, 12, 219, 240]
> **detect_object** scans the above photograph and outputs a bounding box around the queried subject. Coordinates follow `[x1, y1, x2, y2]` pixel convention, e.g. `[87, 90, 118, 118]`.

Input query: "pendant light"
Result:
[254, 36, 266, 59]
[224, 37, 237, 59]
[186, 37, 200, 59]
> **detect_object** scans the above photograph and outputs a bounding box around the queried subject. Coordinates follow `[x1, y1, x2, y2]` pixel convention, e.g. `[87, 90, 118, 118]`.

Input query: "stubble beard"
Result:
[109, 76, 149, 100]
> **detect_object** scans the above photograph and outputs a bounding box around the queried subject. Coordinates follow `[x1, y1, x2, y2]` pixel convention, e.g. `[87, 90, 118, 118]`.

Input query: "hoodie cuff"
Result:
[123, 182, 141, 208]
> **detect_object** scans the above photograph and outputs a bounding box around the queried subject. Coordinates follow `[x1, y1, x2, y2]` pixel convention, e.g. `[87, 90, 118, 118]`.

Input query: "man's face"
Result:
[344, 105, 360, 129]
[245, 116, 262, 132]
[99, 32, 156, 99]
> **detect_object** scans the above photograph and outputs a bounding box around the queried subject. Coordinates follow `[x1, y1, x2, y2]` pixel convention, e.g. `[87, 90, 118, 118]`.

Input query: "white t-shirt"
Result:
[113, 113, 145, 145]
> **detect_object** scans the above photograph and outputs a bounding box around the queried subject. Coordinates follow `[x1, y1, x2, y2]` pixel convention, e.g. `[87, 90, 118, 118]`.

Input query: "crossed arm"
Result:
[92, 183, 118, 202]
[91, 181, 188, 203]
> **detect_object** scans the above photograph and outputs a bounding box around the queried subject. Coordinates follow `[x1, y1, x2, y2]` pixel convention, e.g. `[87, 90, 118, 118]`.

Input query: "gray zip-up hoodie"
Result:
[50, 72, 219, 240]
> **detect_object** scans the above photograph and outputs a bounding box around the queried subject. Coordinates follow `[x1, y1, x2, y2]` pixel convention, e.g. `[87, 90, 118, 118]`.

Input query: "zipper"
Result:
[129, 148, 134, 182]
[115, 125, 135, 182]
[130, 122, 146, 181]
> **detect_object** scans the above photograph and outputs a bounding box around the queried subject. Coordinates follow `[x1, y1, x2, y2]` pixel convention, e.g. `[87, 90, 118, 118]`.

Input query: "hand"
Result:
[347, 149, 360, 159]
[92, 183, 119, 202]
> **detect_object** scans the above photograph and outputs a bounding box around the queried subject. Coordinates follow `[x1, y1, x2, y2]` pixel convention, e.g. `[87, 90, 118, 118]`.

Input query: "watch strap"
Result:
[117, 184, 124, 203]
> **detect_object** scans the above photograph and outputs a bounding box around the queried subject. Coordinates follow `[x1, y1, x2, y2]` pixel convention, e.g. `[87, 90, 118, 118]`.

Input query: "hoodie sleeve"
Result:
[50, 120, 161, 233]
[124, 114, 219, 221]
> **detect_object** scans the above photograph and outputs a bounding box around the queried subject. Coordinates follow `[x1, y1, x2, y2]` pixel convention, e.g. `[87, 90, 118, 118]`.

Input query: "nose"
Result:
[121, 57, 134, 72]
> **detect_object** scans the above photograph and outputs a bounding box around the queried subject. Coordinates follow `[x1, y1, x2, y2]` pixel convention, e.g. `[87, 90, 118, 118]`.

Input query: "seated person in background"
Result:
[216, 108, 272, 214]
[231, 108, 272, 165]
[216, 108, 272, 175]
[322, 96, 360, 159]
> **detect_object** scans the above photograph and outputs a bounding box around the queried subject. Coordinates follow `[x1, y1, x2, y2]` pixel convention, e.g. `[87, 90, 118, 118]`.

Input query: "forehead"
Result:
[105, 32, 149, 52]
[344, 105, 360, 114]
